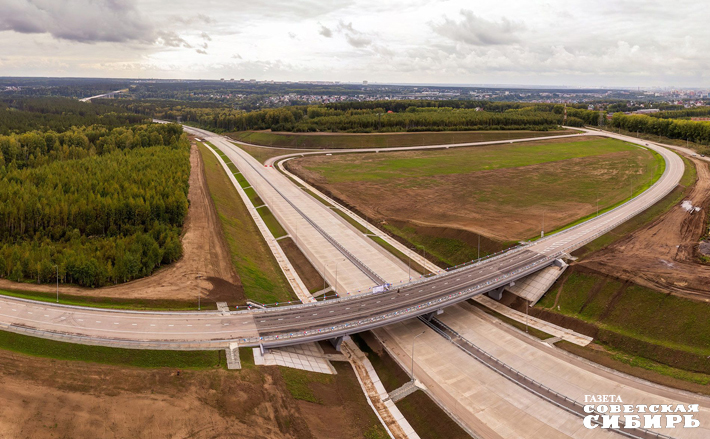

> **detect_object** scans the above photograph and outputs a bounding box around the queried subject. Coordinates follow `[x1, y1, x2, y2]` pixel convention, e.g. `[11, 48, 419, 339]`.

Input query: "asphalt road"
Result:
[0, 127, 684, 349]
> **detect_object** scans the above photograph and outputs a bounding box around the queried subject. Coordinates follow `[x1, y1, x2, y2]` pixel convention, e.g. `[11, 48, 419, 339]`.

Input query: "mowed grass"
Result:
[300, 137, 644, 182]
[291, 137, 661, 266]
[231, 141, 297, 164]
[0, 288, 203, 311]
[199, 143, 296, 303]
[0, 329, 220, 368]
[228, 129, 577, 150]
[538, 269, 710, 378]
[575, 155, 696, 257]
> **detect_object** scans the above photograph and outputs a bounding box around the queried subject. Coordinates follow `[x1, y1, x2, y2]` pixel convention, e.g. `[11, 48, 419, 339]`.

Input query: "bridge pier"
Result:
[421, 309, 444, 322]
[487, 286, 505, 301]
[329, 336, 344, 351]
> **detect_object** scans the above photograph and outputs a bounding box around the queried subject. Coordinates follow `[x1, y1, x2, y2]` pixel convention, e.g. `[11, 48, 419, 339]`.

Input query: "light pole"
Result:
[477, 234, 481, 261]
[541, 211, 545, 238]
[53, 265, 58, 303]
[198, 293, 201, 311]
[407, 249, 412, 281]
[411, 331, 426, 381]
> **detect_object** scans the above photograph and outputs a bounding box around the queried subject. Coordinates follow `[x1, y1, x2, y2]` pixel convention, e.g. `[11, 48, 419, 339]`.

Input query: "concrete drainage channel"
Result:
[419, 316, 675, 439]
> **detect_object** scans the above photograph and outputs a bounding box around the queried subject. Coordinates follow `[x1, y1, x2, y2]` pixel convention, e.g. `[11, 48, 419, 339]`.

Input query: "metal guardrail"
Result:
[423, 317, 676, 439]
[214, 135, 386, 286]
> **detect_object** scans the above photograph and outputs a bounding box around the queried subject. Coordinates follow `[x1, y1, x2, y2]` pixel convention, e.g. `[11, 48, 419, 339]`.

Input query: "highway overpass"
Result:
[0, 127, 685, 350]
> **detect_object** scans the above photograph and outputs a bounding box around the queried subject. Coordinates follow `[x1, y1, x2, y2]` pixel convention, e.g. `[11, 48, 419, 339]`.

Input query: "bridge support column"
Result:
[421, 309, 444, 322]
[553, 258, 567, 268]
[487, 286, 505, 301]
[329, 336, 344, 352]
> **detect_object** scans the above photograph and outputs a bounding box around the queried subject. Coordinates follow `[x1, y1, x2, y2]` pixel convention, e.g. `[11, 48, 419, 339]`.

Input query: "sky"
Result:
[0, 0, 707, 87]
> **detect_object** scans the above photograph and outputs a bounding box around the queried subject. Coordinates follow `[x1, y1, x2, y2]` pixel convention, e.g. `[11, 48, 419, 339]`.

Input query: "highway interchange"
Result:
[0, 126, 685, 350]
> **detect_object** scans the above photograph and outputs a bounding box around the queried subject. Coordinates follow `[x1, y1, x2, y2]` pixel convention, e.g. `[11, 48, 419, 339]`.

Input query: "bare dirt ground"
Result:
[581, 158, 710, 301]
[0, 348, 390, 439]
[0, 351, 309, 439]
[0, 143, 244, 303]
[288, 138, 652, 243]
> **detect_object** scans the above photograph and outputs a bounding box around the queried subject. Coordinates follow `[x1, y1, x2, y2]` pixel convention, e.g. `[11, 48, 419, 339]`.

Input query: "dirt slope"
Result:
[0, 142, 244, 303]
[581, 158, 710, 301]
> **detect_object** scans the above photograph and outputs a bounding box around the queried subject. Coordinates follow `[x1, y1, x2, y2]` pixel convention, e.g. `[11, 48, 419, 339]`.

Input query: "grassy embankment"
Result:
[199, 143, 295, 303]
[202, 142, 327, 300]
[574, 154, 696, 256]
[228, 129, 577, 150]
[0, 288, 202, 310]
[0, 329, 223, 368]
[536, 268, 710, 392]
[291, 138, 661, 268]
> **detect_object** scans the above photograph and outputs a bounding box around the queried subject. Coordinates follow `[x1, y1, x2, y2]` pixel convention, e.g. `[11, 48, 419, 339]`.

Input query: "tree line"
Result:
[111, 99, 565, 133]
[0, 97, 147, 135]
[609, 113, 710, 147]
[0, 122, 183, 170]
[0, 121, 190, 287]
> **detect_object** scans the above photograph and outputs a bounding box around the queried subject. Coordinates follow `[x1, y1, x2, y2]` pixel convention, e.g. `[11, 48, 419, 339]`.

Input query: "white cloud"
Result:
[0, 0, 707, 87]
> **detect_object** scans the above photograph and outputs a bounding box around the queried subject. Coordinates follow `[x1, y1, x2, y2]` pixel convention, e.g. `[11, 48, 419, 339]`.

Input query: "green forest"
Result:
[609, 112, 710, 147]
[0, 97, 147, 135]
[0, 114, 190, 287]
[112, 99, 568, 133]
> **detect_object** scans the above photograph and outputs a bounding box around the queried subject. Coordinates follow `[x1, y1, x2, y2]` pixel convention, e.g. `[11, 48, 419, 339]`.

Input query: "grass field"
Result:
[229, 129, 577, 150]
[574, 155, 696, 257]
[0, 329, 221, 368]
[0, 288, 203, 310]
[536, 267, 710, 378]
[199, 143, 296, 303]
[289, 137, 662, 267]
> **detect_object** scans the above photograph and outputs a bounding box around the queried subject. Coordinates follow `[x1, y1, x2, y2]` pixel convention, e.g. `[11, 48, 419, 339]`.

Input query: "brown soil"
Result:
[278, 238, 325, 293]
[288, 145, 642, 242]
[580, 158, 710, 301]
[0, 143, 244, 304]
[0, 348, 391, 439]
[0, 350, 312, 439]
[296, 361, 388, 439]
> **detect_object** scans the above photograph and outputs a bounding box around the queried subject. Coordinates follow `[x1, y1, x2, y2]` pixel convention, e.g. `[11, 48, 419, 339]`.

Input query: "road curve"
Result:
[0, 126, 684, 349]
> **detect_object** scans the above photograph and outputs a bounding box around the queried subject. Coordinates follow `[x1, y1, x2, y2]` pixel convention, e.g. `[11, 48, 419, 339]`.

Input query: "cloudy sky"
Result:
[0, 0, 707, 87]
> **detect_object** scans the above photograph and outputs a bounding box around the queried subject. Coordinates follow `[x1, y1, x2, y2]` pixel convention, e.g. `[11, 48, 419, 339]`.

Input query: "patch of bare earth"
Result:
[289, 151, 636, 242]
[0, 350, 314, 439]
[0, 143, 244, 303]
[580, 158, 710, 301]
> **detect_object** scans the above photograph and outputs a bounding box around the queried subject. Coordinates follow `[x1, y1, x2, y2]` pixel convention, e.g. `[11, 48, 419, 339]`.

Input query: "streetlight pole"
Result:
[408, 249, 412, 281]
[53, 265, 58, 303]
[541, 211, 545, 238]
[411, 331, 426, 381]
[198, 293, 201, 311]
[335, 260, 340, 293]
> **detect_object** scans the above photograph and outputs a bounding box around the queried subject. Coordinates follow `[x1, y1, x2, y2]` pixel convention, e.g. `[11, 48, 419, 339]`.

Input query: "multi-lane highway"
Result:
[0, 127, 684, 349]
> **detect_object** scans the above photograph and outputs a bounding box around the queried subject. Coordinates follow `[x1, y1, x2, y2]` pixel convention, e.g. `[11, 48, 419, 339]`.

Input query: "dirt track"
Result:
[0, 143, 243, 303]
[581, 157, 710, 301]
